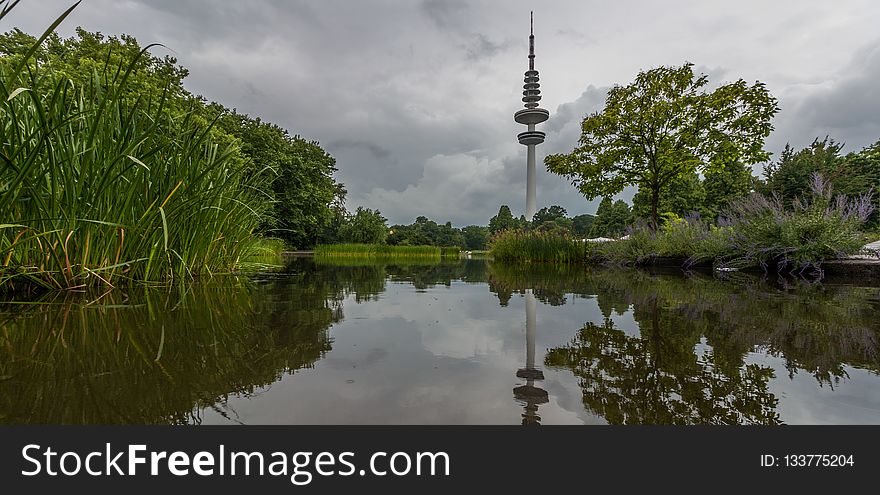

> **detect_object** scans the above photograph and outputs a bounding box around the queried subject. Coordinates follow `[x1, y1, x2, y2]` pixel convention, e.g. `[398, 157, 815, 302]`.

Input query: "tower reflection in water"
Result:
[513, 289, 549, 425]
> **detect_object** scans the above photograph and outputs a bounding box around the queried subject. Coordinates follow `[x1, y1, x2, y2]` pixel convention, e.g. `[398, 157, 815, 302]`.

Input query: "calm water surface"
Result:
[2, 258, 879, 424]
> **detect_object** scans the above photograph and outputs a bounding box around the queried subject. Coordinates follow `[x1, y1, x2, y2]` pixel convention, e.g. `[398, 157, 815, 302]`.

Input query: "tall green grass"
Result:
[0, 1, 270, 291]
[490, 230, 597, 263]
[315, 244, 442, 258]
[440, 246, 460, 257]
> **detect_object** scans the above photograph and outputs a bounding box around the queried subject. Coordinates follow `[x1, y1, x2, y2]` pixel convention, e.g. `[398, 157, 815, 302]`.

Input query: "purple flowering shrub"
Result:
[720, 173, 874, 271]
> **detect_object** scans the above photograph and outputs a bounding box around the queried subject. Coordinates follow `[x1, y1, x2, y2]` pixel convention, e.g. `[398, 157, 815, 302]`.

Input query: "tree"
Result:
[387, 216, 464, 247]
[338, 208, 388, 244]
[761, 138, 879, 228]
[632, 171, 705, 221]
[546, 63, 778, 227]
[571, 214, 596, 237]
[532, 205, 568, 224]
[489, 205, 518, 234]
[761, 138, 843, 204]
[461, 225, 490, 251]
[703, 161, 755, 220]
[590, 198, 632, 237]
[211, 106, 344, 248]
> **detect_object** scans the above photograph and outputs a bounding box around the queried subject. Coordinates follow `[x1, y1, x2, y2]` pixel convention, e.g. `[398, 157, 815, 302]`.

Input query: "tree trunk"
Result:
[651, 186, 660, 230]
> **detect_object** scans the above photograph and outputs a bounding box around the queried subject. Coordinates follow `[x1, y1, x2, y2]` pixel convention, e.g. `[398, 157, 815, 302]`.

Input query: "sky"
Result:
[5, 0, 880, 225]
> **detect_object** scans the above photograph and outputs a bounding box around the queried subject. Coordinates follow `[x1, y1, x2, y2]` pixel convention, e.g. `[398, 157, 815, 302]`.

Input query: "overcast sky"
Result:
[5, 0, 880, 225]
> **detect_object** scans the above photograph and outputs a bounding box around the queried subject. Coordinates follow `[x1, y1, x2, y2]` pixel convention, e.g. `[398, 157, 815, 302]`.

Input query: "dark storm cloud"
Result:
[769, 40, 880, 154]
[4, 0, 880, 225]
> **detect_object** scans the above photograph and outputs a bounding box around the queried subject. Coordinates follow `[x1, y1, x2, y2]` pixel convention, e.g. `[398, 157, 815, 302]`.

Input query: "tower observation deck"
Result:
[514, 12, 549, 221]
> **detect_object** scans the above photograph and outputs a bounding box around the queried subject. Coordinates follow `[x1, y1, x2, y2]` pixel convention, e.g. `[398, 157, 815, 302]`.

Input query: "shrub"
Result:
[720, 173, 874, 271]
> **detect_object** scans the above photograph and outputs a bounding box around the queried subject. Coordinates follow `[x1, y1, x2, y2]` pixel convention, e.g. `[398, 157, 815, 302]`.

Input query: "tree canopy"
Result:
[488, 205, 521, 234]
[590, 197, 632, 238]
[546, 63, 778, 227]
[337, 207, 388, 244]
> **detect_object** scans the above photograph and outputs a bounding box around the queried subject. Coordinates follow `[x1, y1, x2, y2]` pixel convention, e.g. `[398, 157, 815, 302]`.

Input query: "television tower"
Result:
[514, 12, 549, 221]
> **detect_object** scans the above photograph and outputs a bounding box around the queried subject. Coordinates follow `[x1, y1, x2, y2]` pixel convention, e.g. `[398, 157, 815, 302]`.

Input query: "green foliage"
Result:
[387, 216, 463, 247]
[440, 246, 461, 257]
[632, 171, 706, 220]
[244, 237, 287, 259]
[703, 161, 755, 220]
[461, 225, 490, 251]
[570, 214, 596, 237]
[532, 205, 568, 224]
[532, 204, 573, 233]
[490, 230, 597, 264]
[315, 244, 441, 259]
[336, 207, 388, 244]
[488, 205, 520, 234]
[1, 16, 346, 251]
[489, 179, 873, 274]
[208, 106, 345, 248]
[721, 176, 873, 270]
[589, 198, 632, 238]
[547, 62, 778, 226]
[762, 138, 880, 229]
[761, 139, 842, 204]
[0, 1, 270, 291]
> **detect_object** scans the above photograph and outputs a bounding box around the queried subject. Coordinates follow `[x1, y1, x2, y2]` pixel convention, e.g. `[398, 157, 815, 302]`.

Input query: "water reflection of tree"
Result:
[488, 263, 880, 387]
[546, 299, 781, 425]
[588, 270, 880, 385]
[305, 258, 489, 298]
[0, 277, 337, 424]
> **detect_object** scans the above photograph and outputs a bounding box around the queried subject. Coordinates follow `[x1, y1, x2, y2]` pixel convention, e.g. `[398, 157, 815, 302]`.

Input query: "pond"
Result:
[1, 257, 879, 425]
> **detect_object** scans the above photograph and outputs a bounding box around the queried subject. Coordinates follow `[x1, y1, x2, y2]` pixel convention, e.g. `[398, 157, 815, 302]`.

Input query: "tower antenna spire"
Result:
[528, 11, 535, 71]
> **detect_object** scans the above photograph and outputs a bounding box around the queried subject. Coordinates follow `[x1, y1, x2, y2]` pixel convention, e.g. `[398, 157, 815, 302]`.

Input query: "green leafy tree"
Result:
[761, 138, 843, 204]
[703, 161, 755, 220]
[531, 205, 573, 233]
[761, 138, 879, 228]
[387, 216, 463, 246]
[632, 171, 706, 221]
[210, 106, 344, 248]
[590, 198, 632, 237]
[461, 225, 490, 250]
[532, 205, 568, 224]
[546, 63, 778, 227]
[571, 214, 596, 237]
[338, 207, 388, 244]
[489, 205, 518, 234]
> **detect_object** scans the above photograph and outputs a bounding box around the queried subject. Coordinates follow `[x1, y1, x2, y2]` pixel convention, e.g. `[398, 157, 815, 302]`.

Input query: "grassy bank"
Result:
[492, 180, 875, 272]
[315, 244, 461, 259]
[315, 244, 448, 258]
[0, 2, 269, 292]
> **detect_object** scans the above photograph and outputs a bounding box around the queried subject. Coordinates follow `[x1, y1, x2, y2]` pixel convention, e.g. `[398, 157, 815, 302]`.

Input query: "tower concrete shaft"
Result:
[514, 12, 548, 222]
[526, 127, 537, 220]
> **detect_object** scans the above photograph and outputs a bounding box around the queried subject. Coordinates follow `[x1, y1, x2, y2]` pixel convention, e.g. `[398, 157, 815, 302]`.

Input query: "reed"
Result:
[0, 1, 270, 292]
[440, 246, 461, 257]
[314, 244, 442, 258]
[490, 230, 596, 264]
